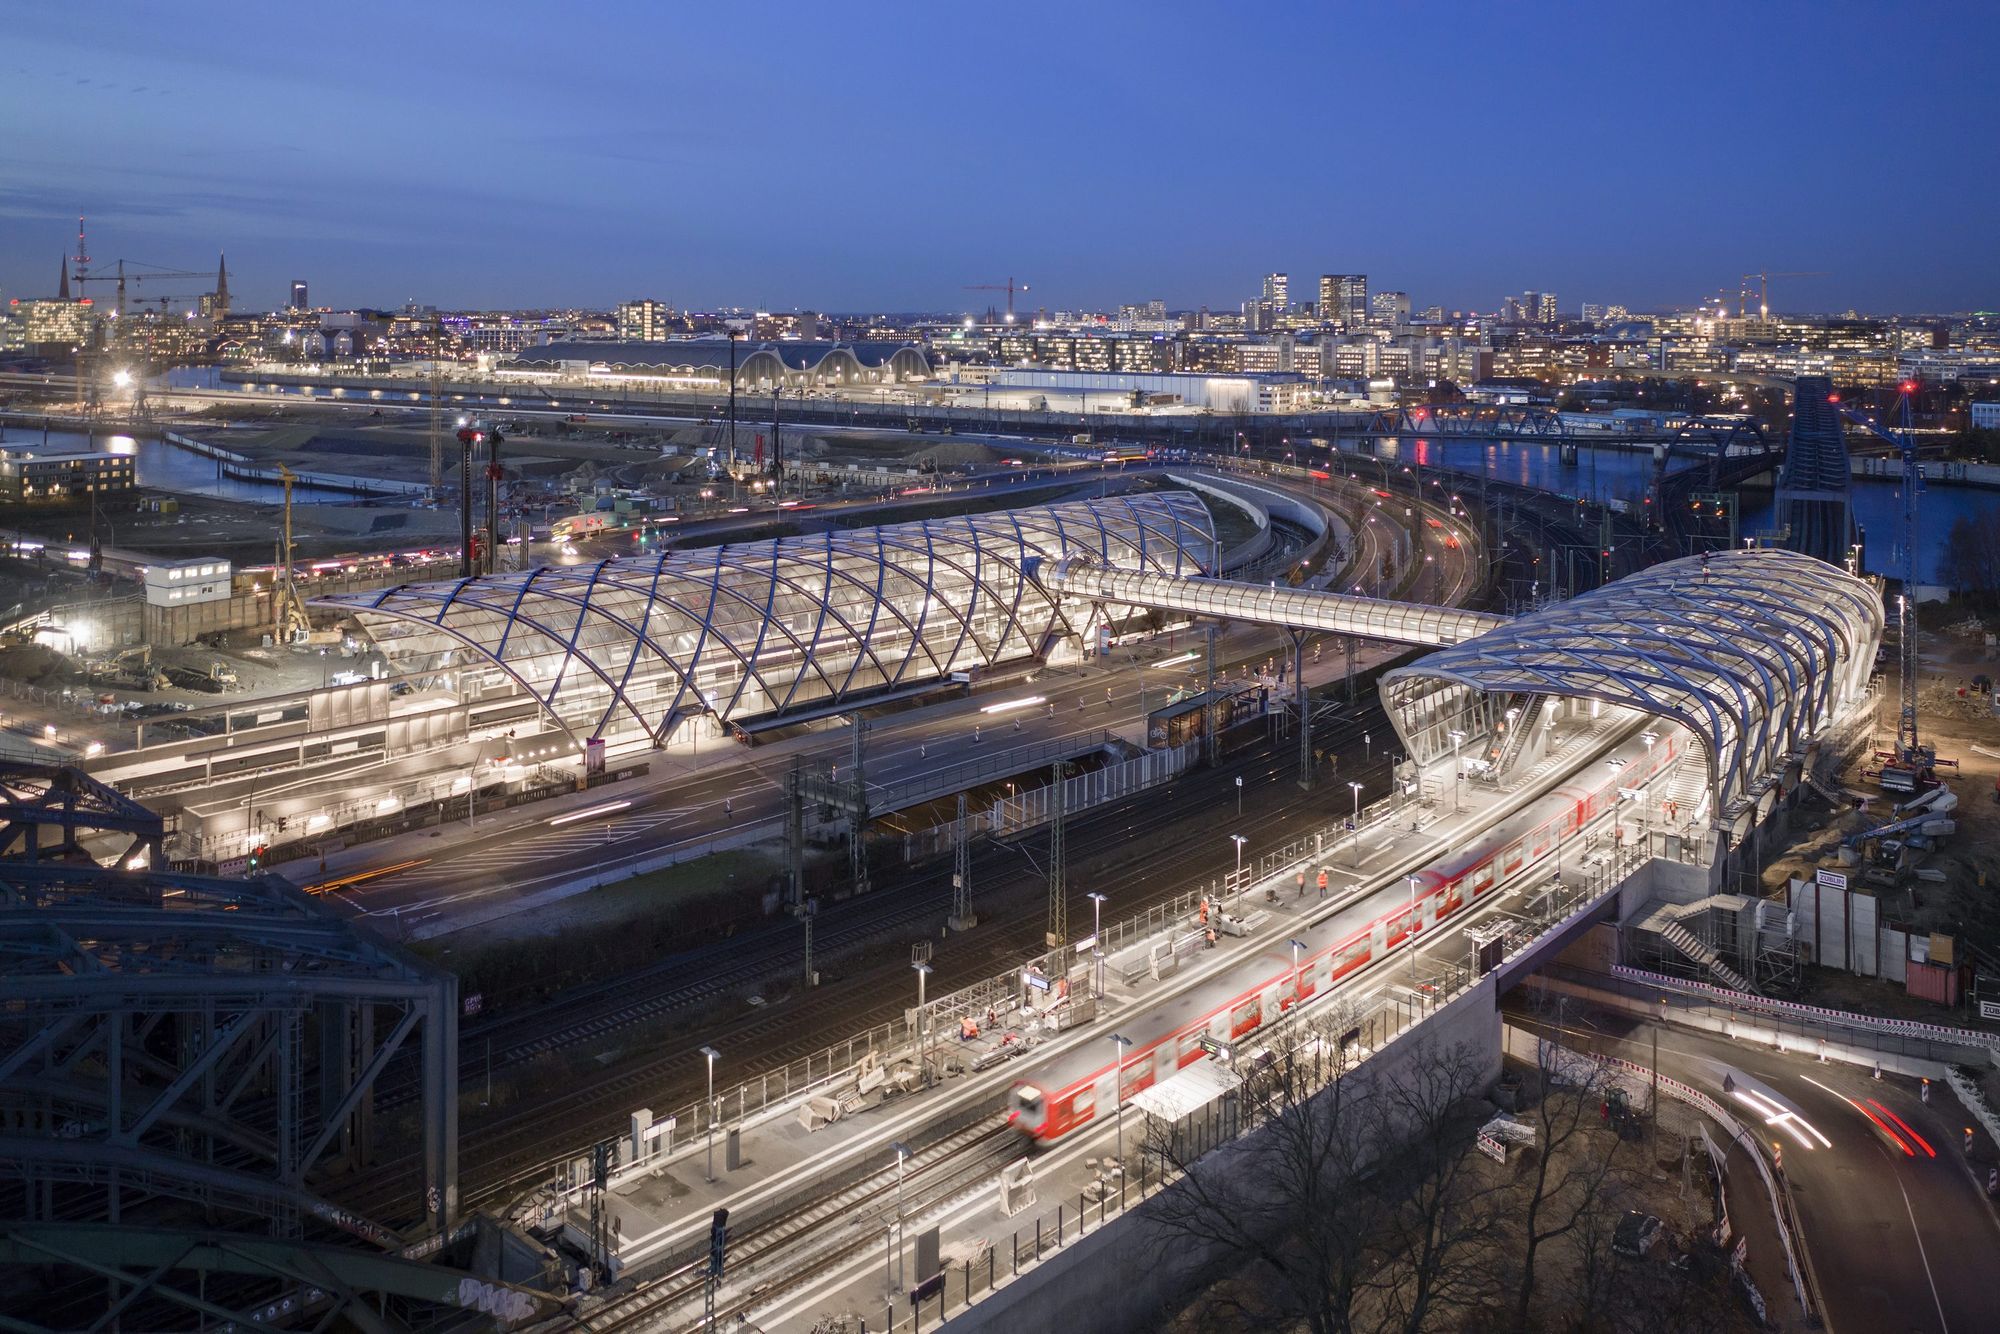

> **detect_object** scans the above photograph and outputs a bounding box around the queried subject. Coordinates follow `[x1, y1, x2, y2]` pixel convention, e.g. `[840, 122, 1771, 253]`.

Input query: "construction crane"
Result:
[72, 258, 212, 318]
[1739, 270, 1828, 322]
[1830, 381, 1951, 792]
[272, 466, 313, 644]
[963, 277, 1030, 321]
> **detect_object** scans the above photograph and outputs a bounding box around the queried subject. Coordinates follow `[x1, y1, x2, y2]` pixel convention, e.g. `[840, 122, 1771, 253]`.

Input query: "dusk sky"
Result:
[3, 1, 1995, 316]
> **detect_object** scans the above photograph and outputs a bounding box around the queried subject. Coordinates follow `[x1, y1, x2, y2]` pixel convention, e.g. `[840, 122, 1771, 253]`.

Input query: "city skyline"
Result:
[3, 2, 1998, 316]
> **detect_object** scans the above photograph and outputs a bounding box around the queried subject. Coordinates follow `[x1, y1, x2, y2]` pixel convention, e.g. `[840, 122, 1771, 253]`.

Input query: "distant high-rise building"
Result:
[1580, 303, 1607, 324]
[1263, 273, 1289, 310]
[1537, 293, 1558, 326]
[1418, 304, 1446, 324]
[1605, 304, 1630, 323]
[290, 280, 309, 311]
[1319, 275, 1367, 328]
[1371, 290, 1411, 327]
[617, 299, 670, 342]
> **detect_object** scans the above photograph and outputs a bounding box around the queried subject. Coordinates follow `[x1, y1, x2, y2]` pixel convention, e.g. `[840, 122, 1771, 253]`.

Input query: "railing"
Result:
[1604, 964, 2000, 1057]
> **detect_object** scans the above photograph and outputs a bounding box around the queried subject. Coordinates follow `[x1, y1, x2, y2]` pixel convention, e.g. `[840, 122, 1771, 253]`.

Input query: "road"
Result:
[1510, 1007, 2000, 1333]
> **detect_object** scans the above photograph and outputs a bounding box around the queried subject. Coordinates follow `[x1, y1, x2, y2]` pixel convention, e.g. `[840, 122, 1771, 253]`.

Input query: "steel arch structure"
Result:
[315, 493, 1216, 746]
[1380, 550, 1882, 817]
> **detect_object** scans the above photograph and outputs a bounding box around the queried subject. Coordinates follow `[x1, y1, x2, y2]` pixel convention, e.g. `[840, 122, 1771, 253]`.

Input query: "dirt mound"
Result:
[905, 441, 997, 469]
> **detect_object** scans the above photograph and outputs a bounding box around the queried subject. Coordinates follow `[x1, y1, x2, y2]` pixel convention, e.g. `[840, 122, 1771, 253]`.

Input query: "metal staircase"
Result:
[1657, 918, 1756, 993]
[1492, 695, 1543, 777]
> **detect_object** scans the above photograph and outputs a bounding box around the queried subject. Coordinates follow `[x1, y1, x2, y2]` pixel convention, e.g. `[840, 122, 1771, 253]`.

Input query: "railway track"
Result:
[337, 708, 1391, 1226]
[578, 1117, 1017, 1333]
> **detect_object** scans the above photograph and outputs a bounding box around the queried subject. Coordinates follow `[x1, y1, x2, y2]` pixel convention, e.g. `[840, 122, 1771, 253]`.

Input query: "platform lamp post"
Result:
[1109, 1035, 1132, 1177]
[912, 962, 933, 1087]
[700, 1045, 721, 1183]
[1348, 781, 1364, 867]
[1447, 728, 1467, 813]
[1229, 834, 1248, 915]
[1289, 938, 1306, 1004]
[1086, 892, 1107, 998]
[891, 1140, 913, 1292]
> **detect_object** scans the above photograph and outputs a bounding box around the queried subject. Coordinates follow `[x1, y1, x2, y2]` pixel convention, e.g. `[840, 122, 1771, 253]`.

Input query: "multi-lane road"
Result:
[1510, 1005, 2000, 1333]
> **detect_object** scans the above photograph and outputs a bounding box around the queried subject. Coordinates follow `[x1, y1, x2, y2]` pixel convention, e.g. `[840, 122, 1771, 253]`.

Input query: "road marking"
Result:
[1897, 1177, 1950, 1333]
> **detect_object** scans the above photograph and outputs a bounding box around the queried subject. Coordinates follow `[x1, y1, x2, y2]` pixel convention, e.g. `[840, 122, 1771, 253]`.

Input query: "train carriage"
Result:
[1008, 725, 1680, 1143]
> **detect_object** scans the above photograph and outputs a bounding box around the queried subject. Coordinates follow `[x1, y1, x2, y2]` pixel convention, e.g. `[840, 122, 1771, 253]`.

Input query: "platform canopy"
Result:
[315, 493, 1216, 747]
[1381, 549, 1883, 816]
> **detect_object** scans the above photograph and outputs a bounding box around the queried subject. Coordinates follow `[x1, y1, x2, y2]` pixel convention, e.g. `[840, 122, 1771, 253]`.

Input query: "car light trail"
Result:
[1867, 1099, 1936, 1157]
[979, 696, 1046, 715]
[1803, 1075, 1913, 1156]
[547, 799, 632, 826]
[1731, 1087, 1830, 1149]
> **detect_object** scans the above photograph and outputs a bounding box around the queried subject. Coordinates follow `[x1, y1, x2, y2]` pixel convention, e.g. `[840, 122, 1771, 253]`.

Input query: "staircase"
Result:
[1657, 919, 1756, 993]
[1492, 695, 1543, 777]
[1660, 754, 1706, 823]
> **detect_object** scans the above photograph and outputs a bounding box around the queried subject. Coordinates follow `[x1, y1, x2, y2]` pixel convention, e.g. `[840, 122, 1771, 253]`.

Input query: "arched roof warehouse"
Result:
[504, 340, 933, 389]
[1380, 550, 1882, 817]
[313, 493, 1215, 747]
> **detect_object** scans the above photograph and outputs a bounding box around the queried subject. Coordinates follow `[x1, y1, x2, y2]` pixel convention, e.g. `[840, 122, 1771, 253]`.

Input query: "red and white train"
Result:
[1006, 724, 1683, 1142]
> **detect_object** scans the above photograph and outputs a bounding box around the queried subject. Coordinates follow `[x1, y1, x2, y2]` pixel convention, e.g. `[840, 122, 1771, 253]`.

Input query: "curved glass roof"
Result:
[315, 493, 1215, 746]
[1381, 549, 1883, 814]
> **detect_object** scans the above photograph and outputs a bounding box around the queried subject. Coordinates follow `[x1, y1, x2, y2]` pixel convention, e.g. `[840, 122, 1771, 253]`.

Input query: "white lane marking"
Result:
[1898, 1177, 1951, 1333]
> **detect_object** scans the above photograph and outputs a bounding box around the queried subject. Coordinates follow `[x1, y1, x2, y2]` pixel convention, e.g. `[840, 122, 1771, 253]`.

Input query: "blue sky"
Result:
[2, 1, 1994, 315]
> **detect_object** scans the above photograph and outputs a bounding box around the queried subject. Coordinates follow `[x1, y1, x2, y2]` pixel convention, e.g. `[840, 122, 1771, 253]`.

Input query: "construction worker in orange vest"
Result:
[1316, 868, 1329, 897]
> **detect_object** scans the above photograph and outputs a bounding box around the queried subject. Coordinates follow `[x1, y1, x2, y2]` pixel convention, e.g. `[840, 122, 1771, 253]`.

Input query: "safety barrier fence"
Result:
[1606, 964, 2000, 1057]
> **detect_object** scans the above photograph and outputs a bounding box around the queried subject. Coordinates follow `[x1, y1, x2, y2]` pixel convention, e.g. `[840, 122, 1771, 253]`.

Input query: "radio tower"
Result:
[71, 216, 91, 288]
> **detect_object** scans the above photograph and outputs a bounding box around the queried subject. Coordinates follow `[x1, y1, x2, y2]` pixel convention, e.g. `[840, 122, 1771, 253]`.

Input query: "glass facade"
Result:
[320, 493, 1216, 746]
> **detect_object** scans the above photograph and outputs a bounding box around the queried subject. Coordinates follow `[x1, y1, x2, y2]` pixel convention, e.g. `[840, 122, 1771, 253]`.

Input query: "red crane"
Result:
[963, 277, 1030, 320]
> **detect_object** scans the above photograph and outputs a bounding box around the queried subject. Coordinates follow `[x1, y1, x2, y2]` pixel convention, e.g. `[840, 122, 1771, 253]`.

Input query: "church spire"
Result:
[58, 255, 70, 301]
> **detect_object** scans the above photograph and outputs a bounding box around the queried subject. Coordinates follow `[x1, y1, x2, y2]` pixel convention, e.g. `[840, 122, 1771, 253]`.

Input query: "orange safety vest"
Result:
[1317, 869, 1329, 890]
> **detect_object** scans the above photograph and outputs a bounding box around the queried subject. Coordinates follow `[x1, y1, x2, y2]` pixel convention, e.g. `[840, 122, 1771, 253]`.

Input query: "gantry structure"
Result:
[315, 492, 1218, 747]
[1380, 549, 1883, 821]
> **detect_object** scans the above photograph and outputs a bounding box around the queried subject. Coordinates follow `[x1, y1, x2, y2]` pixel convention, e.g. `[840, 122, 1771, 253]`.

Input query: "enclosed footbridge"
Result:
[1038, 560, 1506, 649]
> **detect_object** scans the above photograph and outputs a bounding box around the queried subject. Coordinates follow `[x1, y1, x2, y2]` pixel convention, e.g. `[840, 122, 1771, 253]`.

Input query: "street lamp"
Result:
[1229, 834, 1247, 914]
[912, 961, 933, 1086]
[891, 1140, 913, 1290]
[699, 1045, 721, 1183]
[1109, 1035, 1133, 1177]
[1289, 938, 1307, 1002]
[1447, 728, 1467, 813]
[1352, 784, 1368, 868]
[1364, 730, 1371, 765]
[1234, 773, 1243, 816]
[1086, 891, 1107, 998]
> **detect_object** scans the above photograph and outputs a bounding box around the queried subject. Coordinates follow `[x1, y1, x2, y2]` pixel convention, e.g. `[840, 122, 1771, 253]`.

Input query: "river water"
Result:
[0, 424, 361, 505]
[1377, 437, 1996, 585]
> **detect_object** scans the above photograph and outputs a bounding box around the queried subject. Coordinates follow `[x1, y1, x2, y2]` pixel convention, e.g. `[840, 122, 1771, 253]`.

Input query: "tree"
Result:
[1941, 513, 2000, 606]
[1367, 1035, 1509, 1333]
[1508, 1000, 1631, 1328]
[1141, 1003, 1385, 1334]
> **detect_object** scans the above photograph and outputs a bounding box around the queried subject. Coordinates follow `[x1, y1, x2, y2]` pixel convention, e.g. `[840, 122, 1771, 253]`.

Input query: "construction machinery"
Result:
[1738, 270, 1828, 322]
[964, 277, 1030, 321]
[1831, 382, 1957, 793]
[272, 467, 313, 644]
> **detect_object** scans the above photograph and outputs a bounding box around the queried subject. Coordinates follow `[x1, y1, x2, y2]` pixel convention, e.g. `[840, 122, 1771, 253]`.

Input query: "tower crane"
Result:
[1739, 270, 1828, 322]
[72, 258, 213, 318]
[963, 277, 1030, 321]
[1829, 381, 1954, 792]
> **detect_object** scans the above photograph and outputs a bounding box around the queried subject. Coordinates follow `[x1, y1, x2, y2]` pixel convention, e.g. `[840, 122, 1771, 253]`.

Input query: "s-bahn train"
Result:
[1006, 725, 1683, 1143]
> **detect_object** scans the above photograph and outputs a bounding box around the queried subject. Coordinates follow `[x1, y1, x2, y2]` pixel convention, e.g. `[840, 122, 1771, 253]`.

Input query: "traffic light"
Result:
[708, 1208, 729, 1278]
[247, 844, 266, 871]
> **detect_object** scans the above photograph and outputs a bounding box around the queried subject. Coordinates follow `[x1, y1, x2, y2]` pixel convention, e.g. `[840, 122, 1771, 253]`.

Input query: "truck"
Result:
[552, 513, 609, 540]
